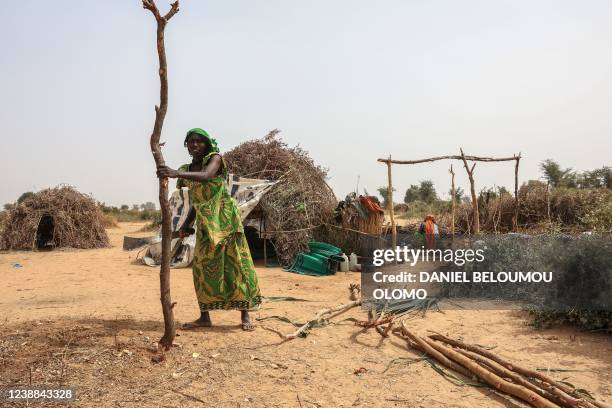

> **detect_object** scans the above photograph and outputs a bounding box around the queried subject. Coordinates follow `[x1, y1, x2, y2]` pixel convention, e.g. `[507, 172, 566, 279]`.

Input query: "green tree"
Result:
[540, 159, 576, 188]
[377, 186, 396, 208]
[404, 184, 420, 203]
[448, 186, 464, 202]
[418, 180, 437, 203]
[580, 166, 611, 189]
[120, 204, 129, 211]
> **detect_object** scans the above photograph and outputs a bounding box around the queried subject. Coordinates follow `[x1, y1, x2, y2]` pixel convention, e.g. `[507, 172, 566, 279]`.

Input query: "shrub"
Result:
[452, 187, 612, 233]
[440, 234, 612, 331]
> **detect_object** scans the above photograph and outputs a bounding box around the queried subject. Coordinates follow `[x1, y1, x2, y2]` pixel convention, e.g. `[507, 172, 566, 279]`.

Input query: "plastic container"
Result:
[349, 253, 361, 271]
[339, 253, 349, 272]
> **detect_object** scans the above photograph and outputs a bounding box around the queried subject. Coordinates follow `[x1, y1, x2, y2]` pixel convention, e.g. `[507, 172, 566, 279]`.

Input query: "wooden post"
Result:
[460, 148, 479, 235]
[449, 164, 456, 236]
[513, 155, 520, 232]
[386, 155, 397, 250]
[143, 0, 180, 350]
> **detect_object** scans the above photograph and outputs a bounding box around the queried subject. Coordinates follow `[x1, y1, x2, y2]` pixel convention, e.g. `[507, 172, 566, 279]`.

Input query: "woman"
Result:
[419, 214, 439, 250]
[156, 128, 262, 331]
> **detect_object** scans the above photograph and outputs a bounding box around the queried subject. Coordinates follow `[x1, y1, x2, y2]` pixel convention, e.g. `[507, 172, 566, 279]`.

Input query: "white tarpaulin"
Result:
[143, 174, 276, 268]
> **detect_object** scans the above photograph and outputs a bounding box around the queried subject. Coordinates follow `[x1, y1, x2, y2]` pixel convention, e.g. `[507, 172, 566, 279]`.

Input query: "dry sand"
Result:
[0, 222, 610, 407]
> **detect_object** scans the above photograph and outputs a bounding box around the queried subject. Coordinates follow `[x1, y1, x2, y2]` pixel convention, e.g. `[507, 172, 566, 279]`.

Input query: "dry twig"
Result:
[142, 0, 180, 350]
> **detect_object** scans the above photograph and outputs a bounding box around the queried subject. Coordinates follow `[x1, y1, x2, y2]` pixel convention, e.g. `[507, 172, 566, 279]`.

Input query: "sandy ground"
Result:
[0, 222, 610, 407]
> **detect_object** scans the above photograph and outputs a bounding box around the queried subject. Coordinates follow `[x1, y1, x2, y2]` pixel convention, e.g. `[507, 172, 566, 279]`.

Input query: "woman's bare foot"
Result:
[181, 312, 212, 330]
[241, 310, 255, 331]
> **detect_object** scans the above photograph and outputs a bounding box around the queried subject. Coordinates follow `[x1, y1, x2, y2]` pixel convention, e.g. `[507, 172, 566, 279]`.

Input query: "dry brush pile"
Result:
[453, 185, 612, 233]
[0, 186, 110, 250]
[223, 130, 337, 265]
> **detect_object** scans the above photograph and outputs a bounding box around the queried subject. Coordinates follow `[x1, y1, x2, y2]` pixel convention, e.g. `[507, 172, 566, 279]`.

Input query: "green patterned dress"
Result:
[177, 152, 262, 311]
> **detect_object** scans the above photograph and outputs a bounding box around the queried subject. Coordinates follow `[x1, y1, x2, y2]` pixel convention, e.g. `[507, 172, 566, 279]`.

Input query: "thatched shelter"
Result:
[1, 186, 110, 250]
[324, 193, 386, 256]
[223, 130, 337, 266]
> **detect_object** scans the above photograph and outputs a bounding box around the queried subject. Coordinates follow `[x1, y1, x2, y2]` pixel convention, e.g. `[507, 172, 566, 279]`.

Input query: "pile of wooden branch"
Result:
[392, 325, 608, 408]
[266, 284, 608, 408]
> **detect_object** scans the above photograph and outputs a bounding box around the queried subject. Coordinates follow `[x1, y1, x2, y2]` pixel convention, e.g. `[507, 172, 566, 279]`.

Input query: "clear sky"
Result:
[1, 0, 610, 207]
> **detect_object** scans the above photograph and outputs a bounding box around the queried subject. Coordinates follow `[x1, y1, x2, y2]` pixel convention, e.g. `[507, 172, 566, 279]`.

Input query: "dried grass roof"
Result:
[224, 130, 337, 265]
[1, 186, 110, 250]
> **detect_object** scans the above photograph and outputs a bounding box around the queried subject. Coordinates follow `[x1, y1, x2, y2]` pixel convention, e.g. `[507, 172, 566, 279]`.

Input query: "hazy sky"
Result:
[1, 0, 610, 207]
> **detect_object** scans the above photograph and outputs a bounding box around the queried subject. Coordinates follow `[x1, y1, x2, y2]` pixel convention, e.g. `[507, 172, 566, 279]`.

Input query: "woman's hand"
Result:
[157, 165, 179, 179]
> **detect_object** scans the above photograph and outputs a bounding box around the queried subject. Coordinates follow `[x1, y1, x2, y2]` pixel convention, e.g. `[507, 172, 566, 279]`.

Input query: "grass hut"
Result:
[224, 130, 337, 266]
[1, 186, 110, 250]
[324, 193, 386, 257]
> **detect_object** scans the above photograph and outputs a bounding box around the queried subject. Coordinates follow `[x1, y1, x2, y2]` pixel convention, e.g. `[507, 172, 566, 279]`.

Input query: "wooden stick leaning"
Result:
[142, 0, 180, 350]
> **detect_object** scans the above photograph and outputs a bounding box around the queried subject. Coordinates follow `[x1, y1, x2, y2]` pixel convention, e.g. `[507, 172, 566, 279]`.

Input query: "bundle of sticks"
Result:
[266, 285, 608, 408]
[391, 324, 608, 408]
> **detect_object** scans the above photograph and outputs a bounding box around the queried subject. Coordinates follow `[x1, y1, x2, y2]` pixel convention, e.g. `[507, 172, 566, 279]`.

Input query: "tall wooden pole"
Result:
[460, 148, 479, 235]
[449, 164, 456, 236]
[386, 155, 397, 250]
[513, 155, 520, 232]
[143, 0, 180, 350]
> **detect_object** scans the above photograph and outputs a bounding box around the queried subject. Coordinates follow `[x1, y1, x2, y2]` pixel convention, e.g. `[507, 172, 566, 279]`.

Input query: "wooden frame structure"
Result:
[378, 150, 521, 247]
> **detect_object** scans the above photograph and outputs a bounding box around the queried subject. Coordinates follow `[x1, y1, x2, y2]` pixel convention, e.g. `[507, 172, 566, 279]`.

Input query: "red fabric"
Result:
[424, 219, 435, 235]
[359, 196, 384, 214]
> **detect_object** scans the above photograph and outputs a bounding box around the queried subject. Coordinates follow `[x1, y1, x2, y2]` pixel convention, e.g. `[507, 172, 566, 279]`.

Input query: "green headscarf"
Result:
[184, 128, 220, 154]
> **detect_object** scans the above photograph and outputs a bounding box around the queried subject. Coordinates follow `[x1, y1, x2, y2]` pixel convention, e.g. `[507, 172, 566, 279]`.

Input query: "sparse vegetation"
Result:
[390, 161, 611, 234]
[377, 186, 395, 208]
[441, 234, 612, 332]
[98, 203, 161, 224]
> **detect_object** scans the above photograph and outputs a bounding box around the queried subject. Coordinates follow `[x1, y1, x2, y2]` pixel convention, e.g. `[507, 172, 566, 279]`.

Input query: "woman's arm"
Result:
[157, 155, 222, 182]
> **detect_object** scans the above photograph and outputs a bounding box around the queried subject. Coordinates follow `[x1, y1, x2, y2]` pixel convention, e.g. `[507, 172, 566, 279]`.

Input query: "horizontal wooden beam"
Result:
[377, 154, 520, 165]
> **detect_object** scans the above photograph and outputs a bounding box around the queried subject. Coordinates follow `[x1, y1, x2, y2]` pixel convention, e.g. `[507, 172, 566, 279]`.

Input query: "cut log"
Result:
[429, 333, 607, 408]
[422, 337, 559, 408]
